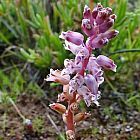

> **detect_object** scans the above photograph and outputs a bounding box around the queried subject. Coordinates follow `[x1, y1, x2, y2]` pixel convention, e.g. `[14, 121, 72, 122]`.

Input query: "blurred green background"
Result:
[0, 0, 140, 138]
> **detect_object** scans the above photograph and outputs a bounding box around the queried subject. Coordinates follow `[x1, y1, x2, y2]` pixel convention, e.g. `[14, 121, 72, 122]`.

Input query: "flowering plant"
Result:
[45, 3, 118, 140]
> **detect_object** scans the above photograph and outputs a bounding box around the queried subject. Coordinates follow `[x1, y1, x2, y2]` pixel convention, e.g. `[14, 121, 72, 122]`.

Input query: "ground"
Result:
[0, 93, 139, 140]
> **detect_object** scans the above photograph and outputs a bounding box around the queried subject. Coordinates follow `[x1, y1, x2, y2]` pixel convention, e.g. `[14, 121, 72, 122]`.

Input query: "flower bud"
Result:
[66, 130, 75, 140]
[49, 103, 66, 114]
[81, 19, 95, 37]
[70, 102, 79, 113]
[103, 29, 119, 40]
[87, 35, 109, 49]
[83, 5, 91, 19]
[45, 69, 70, 85]
[59, 31, 84, 45]
[96, 55, 117, 72]
[74, 112, 91, 123]
[99, 18, 114, 33]
[96, 10, 108, 25]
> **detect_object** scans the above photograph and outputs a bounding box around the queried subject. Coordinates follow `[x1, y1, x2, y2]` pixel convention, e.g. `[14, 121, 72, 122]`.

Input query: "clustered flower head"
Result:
[45, 3, 118, 140]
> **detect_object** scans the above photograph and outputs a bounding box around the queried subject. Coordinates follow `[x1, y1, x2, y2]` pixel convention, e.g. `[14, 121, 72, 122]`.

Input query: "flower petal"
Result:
[45, 69, 70, 85]
[59, 31, 84, 45]
[96, 55, 117, 72]
[64, 40, 83, 55]
[84, 74, 98, 94]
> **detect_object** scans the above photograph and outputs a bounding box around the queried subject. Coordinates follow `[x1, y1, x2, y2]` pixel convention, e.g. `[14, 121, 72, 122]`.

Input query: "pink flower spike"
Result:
[45, 69, 70, 85]
[96, 55, 117, 72]
[59, 31, 84, 45]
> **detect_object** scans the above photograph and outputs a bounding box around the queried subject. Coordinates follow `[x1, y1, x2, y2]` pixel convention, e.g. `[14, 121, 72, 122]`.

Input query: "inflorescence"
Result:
[45, 3, 119, 140]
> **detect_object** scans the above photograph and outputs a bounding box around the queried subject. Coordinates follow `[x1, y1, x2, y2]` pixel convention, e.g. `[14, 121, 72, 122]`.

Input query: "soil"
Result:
[0, 93, 140, 140]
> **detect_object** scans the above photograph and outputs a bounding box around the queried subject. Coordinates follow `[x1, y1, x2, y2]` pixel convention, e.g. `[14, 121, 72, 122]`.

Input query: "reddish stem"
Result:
[66, 93, 76, 132]
[66, 106, 75, 131]
[80, 46, 92, 76]
[66, 46, 92, 135]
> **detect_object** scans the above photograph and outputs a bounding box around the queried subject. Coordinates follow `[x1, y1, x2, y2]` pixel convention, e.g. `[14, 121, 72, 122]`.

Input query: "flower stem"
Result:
[80, 46, 92, 76]
[8, 97, 25, 121]
[66, 93, 76, 132]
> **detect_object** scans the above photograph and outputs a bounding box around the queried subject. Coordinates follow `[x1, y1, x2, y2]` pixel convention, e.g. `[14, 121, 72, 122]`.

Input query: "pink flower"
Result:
[64, 40, 83, 55]
[96, 55, 117, 72]
[99, 17, 115, 33]
[86, 56, 104, 85]
[103, 29, 119, 39]
[94, 70, 104, 86]
[84, 74, 98, 94]
[75, 47, 89, 65]
[69, 74, 84, 95]
[59, 31, 84, 45]
[81, 19, 97, 37]
[95, 8, 112, 25]
[45, 69, 70, 85]
[77, 85, 92, 107]
[83, 5, 91, 19]
[86, 34, 109, 49]
[61, 59, 82, 75]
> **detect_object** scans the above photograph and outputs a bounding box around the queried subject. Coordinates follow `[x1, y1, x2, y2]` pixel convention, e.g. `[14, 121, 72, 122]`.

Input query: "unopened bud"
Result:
[83, 5, 91, 19]
[74, 112, 91, 123]
[49, 103, 66, 114]
[70, 102, 79, 113]
[104, 29, 119, 40]
[66, 130, 75, 140]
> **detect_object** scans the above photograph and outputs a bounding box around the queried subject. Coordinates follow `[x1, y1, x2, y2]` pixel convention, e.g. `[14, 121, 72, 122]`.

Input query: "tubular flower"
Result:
[49, 103, 66, 114]
[59, 31, 84, 45]
[74, 112, 91, 123]
[45, 69, 70, 85]
[46, 3, 119, 139]
[96, 55, 117, 72]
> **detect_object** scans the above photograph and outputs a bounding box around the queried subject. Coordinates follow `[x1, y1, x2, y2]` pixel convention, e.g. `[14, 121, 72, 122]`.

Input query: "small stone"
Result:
[125, 125, 133, 132]
[115, 124, 122, 133]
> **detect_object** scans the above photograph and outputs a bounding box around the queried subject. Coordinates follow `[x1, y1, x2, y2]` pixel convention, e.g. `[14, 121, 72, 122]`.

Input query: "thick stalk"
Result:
[66, 93, 76, 132]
